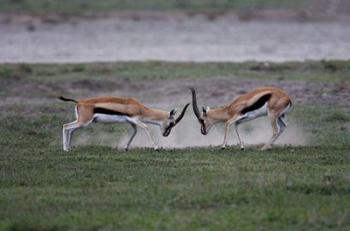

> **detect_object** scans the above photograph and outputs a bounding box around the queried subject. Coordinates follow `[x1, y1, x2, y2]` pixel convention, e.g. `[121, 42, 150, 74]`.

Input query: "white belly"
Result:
[93, 114, 130, 123]
[237, 103, 268, 123]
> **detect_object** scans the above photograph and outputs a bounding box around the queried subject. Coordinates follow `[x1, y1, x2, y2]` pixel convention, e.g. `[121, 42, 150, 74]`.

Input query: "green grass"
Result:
[1, 61, 350, 230]
[1, 146, 350, 230]
[1, 60, 349, 84]
[0, 0, 308, 13]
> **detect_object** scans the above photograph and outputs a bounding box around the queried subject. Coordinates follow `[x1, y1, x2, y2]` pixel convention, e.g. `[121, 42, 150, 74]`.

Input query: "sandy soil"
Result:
[1, 12, 350, 63]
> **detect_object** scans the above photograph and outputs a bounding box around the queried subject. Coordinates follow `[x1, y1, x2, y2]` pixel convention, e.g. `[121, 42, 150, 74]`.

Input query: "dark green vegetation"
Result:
[1, 61, 350, 230]
[1, 60, 349, 84]
[0, 0, 307, 13]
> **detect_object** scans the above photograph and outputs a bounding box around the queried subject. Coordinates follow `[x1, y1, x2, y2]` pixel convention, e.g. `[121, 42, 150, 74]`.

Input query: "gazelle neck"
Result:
[207, 107, 231, 122]
[142, 107, 169, 123]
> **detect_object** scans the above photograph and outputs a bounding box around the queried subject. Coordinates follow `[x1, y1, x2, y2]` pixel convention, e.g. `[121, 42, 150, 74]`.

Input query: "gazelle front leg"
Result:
[133, 119, 159, 151]
[124, 123, 137, 151]
[221, 122, 230, 149]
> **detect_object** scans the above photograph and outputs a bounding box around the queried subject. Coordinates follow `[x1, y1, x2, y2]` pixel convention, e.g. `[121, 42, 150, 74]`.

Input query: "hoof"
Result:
[221, 145, 226, 150]
[123, 145, 129, 152]
[154, 146, 160, 152]
[240, 146, 245, 151]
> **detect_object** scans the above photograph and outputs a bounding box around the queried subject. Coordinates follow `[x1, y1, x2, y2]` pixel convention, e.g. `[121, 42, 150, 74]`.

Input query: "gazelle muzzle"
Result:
[199, 119, 207, 135]
[163, 121, 175, 137]
[162, 103, 190, 137]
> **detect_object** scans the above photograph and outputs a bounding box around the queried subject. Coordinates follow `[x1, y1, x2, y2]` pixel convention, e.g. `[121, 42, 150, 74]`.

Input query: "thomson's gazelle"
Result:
[190, 87, 292, 150]
[59, 96, 190, 151]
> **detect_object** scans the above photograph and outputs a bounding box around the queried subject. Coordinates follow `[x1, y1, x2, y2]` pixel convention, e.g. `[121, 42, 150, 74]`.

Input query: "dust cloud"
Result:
[117, 115, 307, 149]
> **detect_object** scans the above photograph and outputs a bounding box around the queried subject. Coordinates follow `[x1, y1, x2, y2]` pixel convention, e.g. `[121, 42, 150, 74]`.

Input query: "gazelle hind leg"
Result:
[277, 116, 287, 134]
[269, 117, 285, 145]
[62, 105, 94, 151]
[66, 125, 81, 149]
[269, 117, 287, 146]
[63, 121, 74, 151]
[62, 120, 90, 151]
[63, 121, 81, 151]
[261, 115, 287, 150]
[125, 123, 137, 151]
[261, 114, 279, 150]
[66, 106, 81, 149]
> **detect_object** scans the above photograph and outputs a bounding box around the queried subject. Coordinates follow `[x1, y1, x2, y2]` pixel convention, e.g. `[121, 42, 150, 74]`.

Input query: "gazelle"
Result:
[59, 96, 190, 151]
[190, 87, 292, 150]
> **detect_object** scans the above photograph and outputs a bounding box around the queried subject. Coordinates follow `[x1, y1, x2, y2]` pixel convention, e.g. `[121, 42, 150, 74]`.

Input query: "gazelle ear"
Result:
[169, 108, 177, 118]
[202, 106, 209, 116]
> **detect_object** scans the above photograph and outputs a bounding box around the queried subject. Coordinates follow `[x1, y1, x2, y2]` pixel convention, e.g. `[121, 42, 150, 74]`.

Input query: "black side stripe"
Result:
[241, 94, 271, 114]
[93, 107, 131, 117]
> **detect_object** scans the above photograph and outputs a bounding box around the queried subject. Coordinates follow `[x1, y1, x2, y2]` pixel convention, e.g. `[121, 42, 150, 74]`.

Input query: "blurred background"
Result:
[0, 0, 349, 63]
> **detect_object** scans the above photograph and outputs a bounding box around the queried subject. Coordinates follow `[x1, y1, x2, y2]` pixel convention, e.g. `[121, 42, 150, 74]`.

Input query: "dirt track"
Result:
[1, 13, 350, 63]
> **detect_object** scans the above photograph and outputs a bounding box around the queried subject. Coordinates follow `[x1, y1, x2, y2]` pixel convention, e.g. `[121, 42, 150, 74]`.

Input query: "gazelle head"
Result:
[161, 103, 191, 137]
[190, 88, 215, 135]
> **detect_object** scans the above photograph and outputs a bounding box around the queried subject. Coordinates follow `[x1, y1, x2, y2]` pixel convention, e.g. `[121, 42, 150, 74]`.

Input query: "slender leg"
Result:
[221, 122, 230, 149]
[234, 123, 245, 150]
[62, 121, 84, 151]
[125, 123, 137, 151]
[277, 117, 287, 133]
[269, 117, 287, 147]
[266, 116, 287, 146]
[133, 119, 159, 151]
[63, 121, 76, 151]
[261, 114, 280, 150]
[67, 126, 80, 149]
[66, 122, 76, 149]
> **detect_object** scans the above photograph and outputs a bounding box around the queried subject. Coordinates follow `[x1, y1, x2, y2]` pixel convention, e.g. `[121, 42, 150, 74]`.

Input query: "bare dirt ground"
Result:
[1, 11, 350, 63]
[3, 72, 350, 108]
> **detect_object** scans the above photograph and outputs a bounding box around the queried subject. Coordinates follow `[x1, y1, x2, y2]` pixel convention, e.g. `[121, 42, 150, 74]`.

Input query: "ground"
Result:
[1, 61, 350, 230]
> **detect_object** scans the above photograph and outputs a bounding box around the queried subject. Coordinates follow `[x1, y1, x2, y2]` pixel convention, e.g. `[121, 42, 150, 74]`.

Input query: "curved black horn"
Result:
[190, 87, 201, 120]
[175, 103, 190, 124]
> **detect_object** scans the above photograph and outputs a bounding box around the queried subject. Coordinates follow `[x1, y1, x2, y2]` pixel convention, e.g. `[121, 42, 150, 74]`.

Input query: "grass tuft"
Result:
[324, 112, 350, 122]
